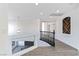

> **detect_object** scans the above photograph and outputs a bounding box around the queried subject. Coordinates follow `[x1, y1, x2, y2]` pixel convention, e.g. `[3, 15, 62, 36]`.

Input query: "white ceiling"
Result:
[8, 3, 79, 20]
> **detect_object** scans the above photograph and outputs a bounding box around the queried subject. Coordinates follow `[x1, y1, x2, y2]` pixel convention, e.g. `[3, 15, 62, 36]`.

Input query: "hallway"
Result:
[23, 39, 78, 56]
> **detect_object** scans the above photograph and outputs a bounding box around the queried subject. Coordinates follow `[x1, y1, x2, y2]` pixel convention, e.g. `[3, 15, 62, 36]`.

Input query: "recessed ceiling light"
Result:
[17, 30, 20, 33]
[35, 3, 38, 6]
[56, 10, 60, 13]
[40, 12, 43, 15]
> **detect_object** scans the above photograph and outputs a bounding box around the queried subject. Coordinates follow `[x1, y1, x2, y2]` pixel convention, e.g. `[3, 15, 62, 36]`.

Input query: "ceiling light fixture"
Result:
[35, 3, 38, 6]
[40, 12, 43, 16]
[56, 10, 60, 13]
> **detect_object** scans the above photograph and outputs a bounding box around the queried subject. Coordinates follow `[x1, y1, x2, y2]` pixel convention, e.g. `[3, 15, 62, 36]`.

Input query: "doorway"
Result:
[41, 21, 55, 32]
[40, 21, 56, 46]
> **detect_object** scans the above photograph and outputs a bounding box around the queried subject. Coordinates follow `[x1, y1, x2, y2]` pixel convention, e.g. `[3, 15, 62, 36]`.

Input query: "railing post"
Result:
[53, 30, 55, 47]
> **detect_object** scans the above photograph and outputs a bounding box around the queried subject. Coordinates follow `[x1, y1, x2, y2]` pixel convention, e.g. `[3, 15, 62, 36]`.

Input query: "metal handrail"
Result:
[40, 30, 55, 47]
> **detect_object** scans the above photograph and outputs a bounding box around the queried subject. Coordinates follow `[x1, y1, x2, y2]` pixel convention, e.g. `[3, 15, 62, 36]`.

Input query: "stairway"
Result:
[40, 31, 55, 47]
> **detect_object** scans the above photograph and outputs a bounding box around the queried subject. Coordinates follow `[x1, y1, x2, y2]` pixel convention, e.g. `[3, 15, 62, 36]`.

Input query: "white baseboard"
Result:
[12, 46, 38, 56]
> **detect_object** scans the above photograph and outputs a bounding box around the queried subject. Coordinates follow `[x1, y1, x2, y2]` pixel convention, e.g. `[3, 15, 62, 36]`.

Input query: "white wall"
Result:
[56, 8, 79, 50]
[8, 17, 40, 46]
[16, 19, 40, 46]
[0, 4, 11, 55]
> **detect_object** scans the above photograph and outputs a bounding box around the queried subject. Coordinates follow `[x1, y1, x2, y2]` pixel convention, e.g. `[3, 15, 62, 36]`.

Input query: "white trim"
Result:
[12, 46, 38, 56]
[77, 49, 79, 52]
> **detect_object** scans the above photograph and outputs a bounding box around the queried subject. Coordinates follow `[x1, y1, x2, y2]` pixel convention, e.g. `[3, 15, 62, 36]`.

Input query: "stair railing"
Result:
[40, 30, 55, 47]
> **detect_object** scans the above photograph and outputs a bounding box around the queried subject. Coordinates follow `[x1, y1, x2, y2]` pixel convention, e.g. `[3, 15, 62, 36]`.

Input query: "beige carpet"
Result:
[22, 40, 78, 56]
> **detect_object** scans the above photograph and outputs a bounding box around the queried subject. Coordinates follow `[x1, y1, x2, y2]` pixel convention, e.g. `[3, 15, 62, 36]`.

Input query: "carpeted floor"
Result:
[22, 40, 79, 56]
